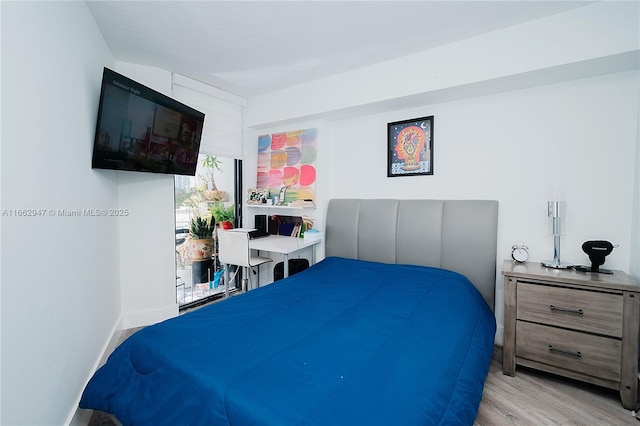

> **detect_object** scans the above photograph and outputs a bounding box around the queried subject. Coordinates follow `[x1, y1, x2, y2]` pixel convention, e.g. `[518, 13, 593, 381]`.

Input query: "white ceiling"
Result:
[86, 1, 593, 99]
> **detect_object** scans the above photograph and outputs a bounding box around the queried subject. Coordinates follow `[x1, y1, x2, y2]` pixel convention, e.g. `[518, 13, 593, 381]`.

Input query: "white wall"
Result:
[113, 62, 178, 329]
[245, 72, 639, 344]
[1, 7, 179, 425]
[332, 72, 638, 344]
[245, 1, 640, 347]
[247, 1, 639, 128]
[327, 72, 638, 269]
[1, 2, 119, 424]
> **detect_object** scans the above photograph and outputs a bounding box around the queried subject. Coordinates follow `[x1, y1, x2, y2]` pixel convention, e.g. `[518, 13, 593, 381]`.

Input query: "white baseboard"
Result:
[66, 313, 124, 425]
[68, 407, 92, 426]
[494, 324, 504, 347]
[66, 304, 177, 425]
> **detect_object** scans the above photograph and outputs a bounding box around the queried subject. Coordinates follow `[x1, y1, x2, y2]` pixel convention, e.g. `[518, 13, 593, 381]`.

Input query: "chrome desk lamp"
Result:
[541, 200, 573, 269]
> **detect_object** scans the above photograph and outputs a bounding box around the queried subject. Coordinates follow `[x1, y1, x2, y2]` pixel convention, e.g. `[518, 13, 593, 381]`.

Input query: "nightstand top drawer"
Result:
[517, 282, 623, 337]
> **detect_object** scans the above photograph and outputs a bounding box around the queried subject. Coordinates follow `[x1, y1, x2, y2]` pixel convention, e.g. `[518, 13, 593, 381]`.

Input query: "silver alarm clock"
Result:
[511, 242, 529, 263]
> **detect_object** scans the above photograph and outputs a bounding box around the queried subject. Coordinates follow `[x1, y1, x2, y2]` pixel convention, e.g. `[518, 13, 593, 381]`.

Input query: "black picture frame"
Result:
[387, 115, 434, 177]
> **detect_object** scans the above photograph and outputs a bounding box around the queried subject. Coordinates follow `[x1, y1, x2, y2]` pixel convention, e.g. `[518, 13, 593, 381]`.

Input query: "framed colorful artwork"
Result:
[257, 128, 318, 204]
[387, 116, 433, 177]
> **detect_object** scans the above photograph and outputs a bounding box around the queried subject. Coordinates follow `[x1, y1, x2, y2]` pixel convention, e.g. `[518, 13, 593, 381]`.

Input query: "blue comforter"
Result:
[80, 257, 496, 425]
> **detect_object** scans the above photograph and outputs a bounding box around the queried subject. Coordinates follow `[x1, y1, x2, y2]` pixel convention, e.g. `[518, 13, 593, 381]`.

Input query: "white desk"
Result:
[250, 235, 321, 278]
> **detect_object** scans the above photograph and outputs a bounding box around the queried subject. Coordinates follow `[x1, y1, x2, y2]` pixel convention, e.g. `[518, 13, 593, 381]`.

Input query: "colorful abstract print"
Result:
[257, 128, 317, 202]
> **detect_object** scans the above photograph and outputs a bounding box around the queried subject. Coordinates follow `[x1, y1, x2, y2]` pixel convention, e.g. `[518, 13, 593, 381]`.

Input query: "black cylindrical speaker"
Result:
[255, 214, 267, 233]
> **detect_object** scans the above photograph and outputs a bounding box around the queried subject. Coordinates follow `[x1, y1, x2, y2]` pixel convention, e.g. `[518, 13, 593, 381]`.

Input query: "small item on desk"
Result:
[279, 222, 295, 236]
[271, 215, 304, 236]
[290, 199, 316, 208]
[302, 215, 314, 230]
[291, 223, 303, 238]
[304, 229, 323, 241]
[248, 229, 269, 239]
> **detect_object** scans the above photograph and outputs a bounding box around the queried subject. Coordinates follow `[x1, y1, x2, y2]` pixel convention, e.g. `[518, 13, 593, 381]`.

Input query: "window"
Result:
[175, 155, 237, 308]
[171, 74, 246, 309]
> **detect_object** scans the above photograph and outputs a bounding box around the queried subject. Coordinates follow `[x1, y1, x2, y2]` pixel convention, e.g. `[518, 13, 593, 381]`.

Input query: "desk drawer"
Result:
[516, 321, 621, 382]
[517, 282, 622, 337]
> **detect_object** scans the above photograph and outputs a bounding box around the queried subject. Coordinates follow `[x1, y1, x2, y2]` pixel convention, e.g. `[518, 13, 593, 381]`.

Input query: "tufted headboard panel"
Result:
[325, 199, 499, 310]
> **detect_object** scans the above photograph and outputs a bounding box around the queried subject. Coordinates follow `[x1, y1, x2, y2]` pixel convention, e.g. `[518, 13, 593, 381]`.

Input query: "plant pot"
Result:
[189, 238, 214, 261]
[192, 258, 214, 285]
[203, 190, 226, 201]
[220, 221, 233, 230]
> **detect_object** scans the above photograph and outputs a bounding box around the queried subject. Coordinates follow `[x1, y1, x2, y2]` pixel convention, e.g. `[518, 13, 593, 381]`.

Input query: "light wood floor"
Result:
[476, 352, 638, 425]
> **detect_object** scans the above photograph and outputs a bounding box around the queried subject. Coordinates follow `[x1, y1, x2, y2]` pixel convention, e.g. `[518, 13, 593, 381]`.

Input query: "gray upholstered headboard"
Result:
[325, 199, 499, 311]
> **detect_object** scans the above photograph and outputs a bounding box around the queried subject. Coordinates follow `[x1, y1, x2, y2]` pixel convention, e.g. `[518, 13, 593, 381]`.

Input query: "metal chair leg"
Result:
[242, 267, 249, 292]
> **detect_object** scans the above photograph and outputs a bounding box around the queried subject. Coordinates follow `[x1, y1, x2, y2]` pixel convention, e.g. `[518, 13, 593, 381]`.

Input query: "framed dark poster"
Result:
[387, 116, 433, 177]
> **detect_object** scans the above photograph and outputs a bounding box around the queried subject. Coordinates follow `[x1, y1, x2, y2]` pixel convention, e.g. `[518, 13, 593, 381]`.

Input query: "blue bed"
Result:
[81, 199, 499, 425]
[81, 257, 495, 425]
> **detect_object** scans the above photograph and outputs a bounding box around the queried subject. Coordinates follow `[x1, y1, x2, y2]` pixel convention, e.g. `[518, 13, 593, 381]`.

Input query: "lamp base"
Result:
[541, 260, 574, 269]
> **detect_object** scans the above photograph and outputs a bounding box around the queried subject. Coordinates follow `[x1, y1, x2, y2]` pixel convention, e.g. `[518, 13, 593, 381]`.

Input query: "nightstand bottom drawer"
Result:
[516, 321, 621, 382]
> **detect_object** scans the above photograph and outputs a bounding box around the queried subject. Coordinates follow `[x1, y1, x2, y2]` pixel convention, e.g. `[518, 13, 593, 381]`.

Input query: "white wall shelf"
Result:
[246, 204, 315, 210]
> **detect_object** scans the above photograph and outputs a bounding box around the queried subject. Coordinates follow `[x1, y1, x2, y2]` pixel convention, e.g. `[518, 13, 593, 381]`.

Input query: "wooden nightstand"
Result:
[502, 260, 640, 409]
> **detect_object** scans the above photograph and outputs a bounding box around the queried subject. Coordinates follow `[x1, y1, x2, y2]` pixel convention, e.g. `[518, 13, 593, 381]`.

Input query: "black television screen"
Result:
[92, 68, 205, 176]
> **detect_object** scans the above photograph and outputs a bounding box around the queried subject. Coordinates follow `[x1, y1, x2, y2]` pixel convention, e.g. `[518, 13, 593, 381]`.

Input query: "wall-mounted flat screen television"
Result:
[92, 67, 205, 176]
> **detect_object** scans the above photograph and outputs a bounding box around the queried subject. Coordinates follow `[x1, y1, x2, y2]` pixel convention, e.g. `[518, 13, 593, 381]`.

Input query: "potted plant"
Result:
[188, 214, 216, 260]
[210, 202, 235, 230]
[199, 155, 226, 201]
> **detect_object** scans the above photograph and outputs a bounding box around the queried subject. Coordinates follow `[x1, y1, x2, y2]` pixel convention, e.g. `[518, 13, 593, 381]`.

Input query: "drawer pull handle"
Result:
[549, 305, 583, 315]
[548, 345, 582, 358]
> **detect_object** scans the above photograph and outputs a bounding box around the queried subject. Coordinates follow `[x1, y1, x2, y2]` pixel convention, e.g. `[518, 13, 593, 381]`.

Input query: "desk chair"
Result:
[218, 229, 273, 297]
